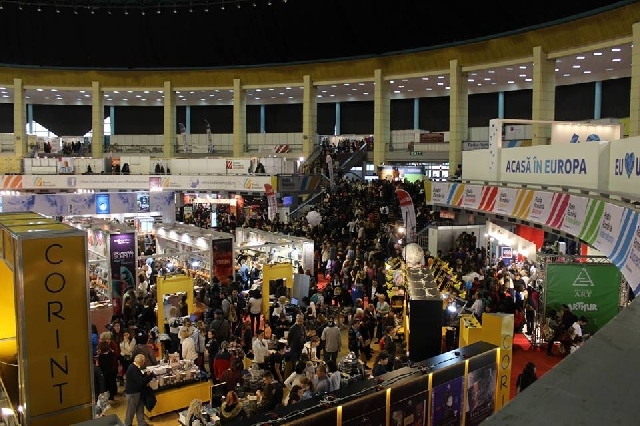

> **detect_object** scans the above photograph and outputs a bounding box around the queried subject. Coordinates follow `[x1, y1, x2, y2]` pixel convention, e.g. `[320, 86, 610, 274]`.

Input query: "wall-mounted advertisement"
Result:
[379, 166, 424, 183]
[465, 363, 497, 426]
[109, 233, 136, 315]
[96, 193, 111, 215]
[212, 238, 234, 284]
[137, 192, 150, 213]
[431, 377, 463, 426]
[390, 393, 427, 426]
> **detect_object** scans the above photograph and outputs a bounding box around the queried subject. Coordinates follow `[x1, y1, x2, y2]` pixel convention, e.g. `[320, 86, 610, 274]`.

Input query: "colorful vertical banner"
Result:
[545, 264, 620, 331]
[608, 208, 639, 268]
[264, 183, 277, 221]
[110, 233, 136, 315]
[461, 185, 482, 210]
[396, 189, 417, 243]
[492, 187, 517, 215]
[212, 238, 234, 285]
[576, 199, 606, 245]
[560, 195, 589, 237]
[326, 154, 334, 188]
[431, 377, 463, 426]
[205, 119, 214, 153]
[512, 189, 534, 219]
[431, 182, 450, 205]
[593, 203, 624, 254]
[622, 215, 640, 296]
[446, 183, 465, 206]
[544, 192, 570, 229]
[465, 363, 497, 426]
[477, 186, 497, 212]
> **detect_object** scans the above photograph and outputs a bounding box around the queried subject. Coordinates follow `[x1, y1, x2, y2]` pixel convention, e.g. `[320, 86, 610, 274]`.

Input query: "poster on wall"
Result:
[500, 246, 513, 266]
[137, 192, 150, 213]
[109, 233, 136, 315]
[390, 392, 427, 426]
[57, 157, 75, 174]
[431, 377, 463, 426]
[212, 238, 234, 284]
[465, 363, 497, 426]
[380, 167, 424, 183]
[96, 193, 111, 215]
[545, 264, 620, 331]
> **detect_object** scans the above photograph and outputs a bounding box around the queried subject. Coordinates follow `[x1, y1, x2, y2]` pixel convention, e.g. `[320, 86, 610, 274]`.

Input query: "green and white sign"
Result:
[546, 263, 620, 331]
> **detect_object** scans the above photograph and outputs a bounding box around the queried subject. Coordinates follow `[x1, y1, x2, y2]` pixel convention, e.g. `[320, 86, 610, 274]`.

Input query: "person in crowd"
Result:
[252, 329, 269, 367]
[286, 385, 303, 405]
[219, 391, 247, 424]
[545, 310, 560, 357]
[515, 362, 537, 394]
[248, 290, 263, 333]
[321, 317, 342, 362]
[205, 329, 219, 377]
[284, 361, 307, 390]
[326, 360, 341, 391]
[220, 358, 245, 393]
[299, 377, 315, 400]
[120, 328, 136, 381]
[314, 363, 332, 394]
[186, 398, 206, 426]
[288, 314, 306, 367]
[124, 354, 154, 426]
[180, 328, 198, 362]
[133, 331, 157, 367]
[372, 352, 390, 377]
[97, 341, 118, 400]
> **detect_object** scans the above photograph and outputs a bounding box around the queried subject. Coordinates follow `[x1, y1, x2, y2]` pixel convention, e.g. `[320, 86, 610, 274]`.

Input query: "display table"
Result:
[459, 314, 482, 348]
[145, 381, 210, 418]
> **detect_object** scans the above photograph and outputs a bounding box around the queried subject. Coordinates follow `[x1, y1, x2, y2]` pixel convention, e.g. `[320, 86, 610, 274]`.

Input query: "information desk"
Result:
[459, 314, 483, 347]
[145, 381, 210, 418]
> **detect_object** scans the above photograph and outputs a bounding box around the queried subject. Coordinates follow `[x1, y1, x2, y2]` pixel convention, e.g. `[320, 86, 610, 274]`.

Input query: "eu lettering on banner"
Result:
[622, 219, 640, 296]
[461, 185, 482, 209]
[493, 188, 517, 215]
[430, 182, 449, 205]
[576, 200, 606, 246]
[593, 204, 624, 256]
[561, 195, 589, 237]
[528, 191, 553, 224]
[613, 152, 640, 179]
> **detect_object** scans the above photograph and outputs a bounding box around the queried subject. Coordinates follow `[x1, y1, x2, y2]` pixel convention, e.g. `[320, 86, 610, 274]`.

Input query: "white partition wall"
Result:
[109, 135, 163, 153]
[247, 133, 303, 152]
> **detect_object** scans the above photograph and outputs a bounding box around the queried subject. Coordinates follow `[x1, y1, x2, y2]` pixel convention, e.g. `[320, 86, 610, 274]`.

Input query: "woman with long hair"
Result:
[219, 391, 247, 424]
[515, 362, 537, 394]
[186, 398, 206, 426]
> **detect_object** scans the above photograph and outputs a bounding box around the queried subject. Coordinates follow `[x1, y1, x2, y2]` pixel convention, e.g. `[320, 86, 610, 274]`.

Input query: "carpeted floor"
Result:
[510, 333, 561, 399]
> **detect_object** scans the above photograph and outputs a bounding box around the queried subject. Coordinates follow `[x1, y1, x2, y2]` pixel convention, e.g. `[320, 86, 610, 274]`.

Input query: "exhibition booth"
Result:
[235, 227, 314, 274]
[65, 218, 138, 323]
[486, 221, 537, 265]
[0, 213, 94, 426]
[426, 225, 487, 258]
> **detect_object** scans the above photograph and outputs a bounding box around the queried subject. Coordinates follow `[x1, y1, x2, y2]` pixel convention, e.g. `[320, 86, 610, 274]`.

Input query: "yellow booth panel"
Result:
[0, 260, 16, 357]
[0, 219, 58, 228]
[20, 235, 93, 420]
[459, 314, 483, 348]
[0, 212, 44, 222]
[7, 223, 70, 233]
[2, 230, 14, 270]
[146, 382, 210, 418]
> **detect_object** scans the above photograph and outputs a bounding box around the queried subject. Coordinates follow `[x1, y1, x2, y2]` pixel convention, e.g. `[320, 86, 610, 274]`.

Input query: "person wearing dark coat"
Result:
[124, 354, 154, 426]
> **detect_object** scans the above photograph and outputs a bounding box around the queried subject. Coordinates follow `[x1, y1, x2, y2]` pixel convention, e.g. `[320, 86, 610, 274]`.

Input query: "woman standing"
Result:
[119, 329, 136, 382]
[248, 290, 263, 334]
[97, 341, 118, 400]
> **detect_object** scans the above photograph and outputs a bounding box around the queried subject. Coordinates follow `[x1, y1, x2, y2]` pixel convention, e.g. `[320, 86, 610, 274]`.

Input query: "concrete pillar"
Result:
[629, 23, 640, 136]
[109, 106, 115, 135]
[91, 81, 104, 158]
[449, 59, 468, 175]
[13, 78, 27, 158]
[335, 102, 341, 135]
[498, 91, 505, 119]
[593, 81, 602, 120]
[27, 104, 33, 134]
[233, 79, 247, 157]
[373, 69, 390, 167]
[302, 75, 318, 158]
[163, 81, 176, 158]
[531, 46, 556, 145]
[185, 105, 191, 134]
[260, 105, 266, 134]
[413, 98, 420, 130]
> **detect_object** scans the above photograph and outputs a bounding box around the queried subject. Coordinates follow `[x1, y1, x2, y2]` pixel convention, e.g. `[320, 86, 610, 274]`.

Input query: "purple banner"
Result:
[431, 377, 463, 426]
[110, 233, 136, 315]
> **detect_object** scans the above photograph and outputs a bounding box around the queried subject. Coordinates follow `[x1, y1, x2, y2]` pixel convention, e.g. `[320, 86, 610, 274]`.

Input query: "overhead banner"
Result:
[545, 264, 620, 331]
[492, 187, 518, 216]
[560, 195, 589, 237]
[478, 186, 497, 212]
[593, 203, 624, 255]
[264, 183, 277, 221]
[461, 184, 483, 210]
[622, 215, 640, 296]
[430, 181, 450, 205]
[396, 189, 417, 243]
[212, 238, 234, 285]
[109, 233, 136, 315]
[607, 208, 638, 269]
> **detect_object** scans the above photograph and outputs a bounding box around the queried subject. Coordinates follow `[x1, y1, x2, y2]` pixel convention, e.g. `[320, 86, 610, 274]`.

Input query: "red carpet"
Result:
[510, 333, 561, 399]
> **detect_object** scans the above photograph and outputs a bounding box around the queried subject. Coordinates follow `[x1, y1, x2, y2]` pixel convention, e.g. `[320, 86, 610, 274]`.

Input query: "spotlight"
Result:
[237, 3, 241, 8]
[253, 1, 256, 6]
[203, 7, 208, 12]
[37, 6, 41, 12]
[141, 10, 145, 15]
[173, 8, 177, 13]
[74, 8, 78, 14]
[107, 9, 111, 14]
[156, 9, 161, 14]
[124, 9, 128, 15]
[220, 5, 224, 9]
[90, 9, 94, 14]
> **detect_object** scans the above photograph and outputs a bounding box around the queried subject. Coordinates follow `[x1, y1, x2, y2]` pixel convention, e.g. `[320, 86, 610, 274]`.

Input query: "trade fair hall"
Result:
[0, 1, 639, 426]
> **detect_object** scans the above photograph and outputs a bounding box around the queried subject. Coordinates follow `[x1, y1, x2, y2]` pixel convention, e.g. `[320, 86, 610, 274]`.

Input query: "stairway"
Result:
[335, 143, 368, 172]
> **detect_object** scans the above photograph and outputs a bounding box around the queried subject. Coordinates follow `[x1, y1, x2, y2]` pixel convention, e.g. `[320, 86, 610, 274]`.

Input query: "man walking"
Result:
[321, 317, 341, 362]
[124, 354, 154, 426]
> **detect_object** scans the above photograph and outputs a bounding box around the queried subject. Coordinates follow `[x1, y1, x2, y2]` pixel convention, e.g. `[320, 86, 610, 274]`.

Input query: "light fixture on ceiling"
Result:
[583, 70, 591, 74]
[519, 65, 527, 69]
[593, 52, 602, 56]
[563, 73, 570, 77]
[507, 80, 514, 84]
[612, 58, 622, 62]
[612, 47, 621, 52]
[576, 56, 585, 60]
[525, 78, 532, 82]
[572, 65, 580, 68]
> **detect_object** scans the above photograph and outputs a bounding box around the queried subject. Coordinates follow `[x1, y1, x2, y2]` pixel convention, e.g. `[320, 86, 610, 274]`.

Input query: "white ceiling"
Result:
[0, 42, 632, 107]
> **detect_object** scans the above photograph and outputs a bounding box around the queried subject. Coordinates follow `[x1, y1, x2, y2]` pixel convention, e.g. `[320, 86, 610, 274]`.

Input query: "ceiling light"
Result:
[393, 90, 400, 94]
[344, 83, 350, 86]
[468, 79, 474, 82]
[563, 73, 570, 77]
[140, 98, 146, 101]
[255, 97, 260, 100]
[84, 94, 90, 98]
[288, 96, 293, 99]
[506, 67, 513, 71]
[507, 80, 515, 84]
[398, 85, 404, 88]
[488, 70, 495, 74]
[519, 74, 526, 77]
[352, 88, 357, 91]
[421, 77, 429, 81]
[606, 68, 614, 71]
[317, 95, 322, 98]
[401, 79, 408, 82]
[113, 91, 119, 94]
[256, 89, 262, 92]
[51, 89, 57, 92]
[612, 58, 622, 62]
[331, 85, 337, 88]
[519, 66, 527, 69]
[268, 88, 274, 91]
[477, 83, 482, 86]
[36, 88, 43, 92]
[612, 48, 621, 52]
[437, 82, 444, 86]
[135, 95, 141, 98]
[329, 94, 335, 97]
[525, 78, 532, 82]
[144, 91, 149, 94]
[583, 70, 591, 74]
[279, 93, 284, 95]
[445, 86, 450, 90]
[359, 83, 365, 86]
[79, 90, 85, 93]
[286, 87, 291, 90]
[388, 81, 393, 84]
[576, 56, 585, 60]
[122, 98, 128, 101]
[593, 52, 602, 56]
[555, 68, 559, 72]
[426, 88, 432, 91]
[363, 92, 369, 95]
[127, 90, 133, 93]
[572, 65, 581, 68]
[483, 78, 490, 81]
[438, 76, 444, 79]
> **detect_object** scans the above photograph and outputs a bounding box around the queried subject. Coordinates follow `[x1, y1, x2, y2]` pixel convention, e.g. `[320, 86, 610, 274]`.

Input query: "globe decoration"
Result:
[403, 243, 425, 267]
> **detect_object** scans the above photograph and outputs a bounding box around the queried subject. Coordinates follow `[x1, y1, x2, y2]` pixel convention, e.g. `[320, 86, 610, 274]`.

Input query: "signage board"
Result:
[277, 175, 322, 193]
